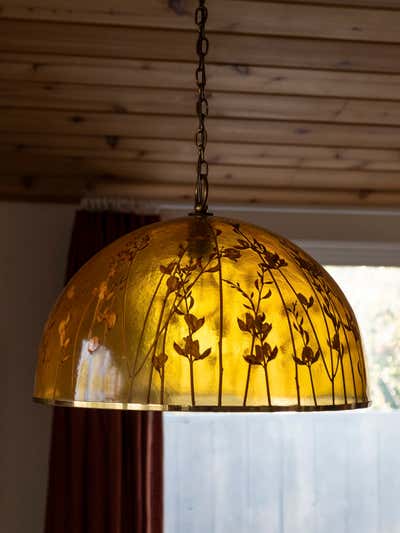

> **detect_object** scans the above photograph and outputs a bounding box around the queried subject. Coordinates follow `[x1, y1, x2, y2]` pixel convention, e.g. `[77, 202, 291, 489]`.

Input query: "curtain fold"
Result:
[45, 210, 163, 533]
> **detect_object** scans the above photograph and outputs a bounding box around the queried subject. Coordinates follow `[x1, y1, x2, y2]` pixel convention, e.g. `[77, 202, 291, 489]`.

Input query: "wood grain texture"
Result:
[1, 2, 400, 207]
[2, 175, 398, 208]
[3, 152, 400, 191]
[2, 109, 400, 148]
[4, 134, 400, 171]
[1, 20, 400, 74]
[4, 81, 400, 126]
[7, 133, 400, 171]
[3, 53, 400, 101]
[2, 1, 400, 43]
[273, 0, 400, 9]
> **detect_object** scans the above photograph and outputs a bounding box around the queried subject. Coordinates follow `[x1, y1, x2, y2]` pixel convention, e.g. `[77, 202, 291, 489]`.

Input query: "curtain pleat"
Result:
[45, 210, 163, 533]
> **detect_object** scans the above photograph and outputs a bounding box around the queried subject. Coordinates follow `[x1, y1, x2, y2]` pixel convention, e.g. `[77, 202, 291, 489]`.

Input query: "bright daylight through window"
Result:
[164, 265, 400, 533]
[326, 266, 400, 409]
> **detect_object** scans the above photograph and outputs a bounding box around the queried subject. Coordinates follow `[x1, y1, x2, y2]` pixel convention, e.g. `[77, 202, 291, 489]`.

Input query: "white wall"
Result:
[0, 202, 75, 533]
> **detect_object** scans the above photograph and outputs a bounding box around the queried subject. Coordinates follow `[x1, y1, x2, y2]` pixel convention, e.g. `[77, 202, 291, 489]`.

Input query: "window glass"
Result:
[164, 266, 400, 533]
[326, 266, 400, 409]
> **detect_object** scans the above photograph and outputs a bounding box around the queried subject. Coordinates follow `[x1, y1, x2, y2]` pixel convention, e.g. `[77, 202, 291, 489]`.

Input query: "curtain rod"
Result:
[80, 196, 161, 214]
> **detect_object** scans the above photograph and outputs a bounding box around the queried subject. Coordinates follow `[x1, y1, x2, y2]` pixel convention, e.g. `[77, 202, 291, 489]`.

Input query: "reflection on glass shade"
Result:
[34, 216, 369, 411]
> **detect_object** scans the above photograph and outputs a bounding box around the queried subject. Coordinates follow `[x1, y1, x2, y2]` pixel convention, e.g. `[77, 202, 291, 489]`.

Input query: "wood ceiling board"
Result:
[3, 54, 400, 101]
[1, 21, 400, 73]
[2, 177, 399, 209]
[3, 135, 400, 171]
[4, 81, 400, 126]
[272, 1, 400, 9]
[2, 110, 400, 148]
[2, 153, 400, 192]
[0, 2, 399, 207]
[2, 1, 400, 43]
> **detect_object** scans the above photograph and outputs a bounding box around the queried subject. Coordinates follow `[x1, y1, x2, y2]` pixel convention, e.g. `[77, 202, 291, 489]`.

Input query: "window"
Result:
[327, 266, 400, 409]
[164, 266, 400, 533]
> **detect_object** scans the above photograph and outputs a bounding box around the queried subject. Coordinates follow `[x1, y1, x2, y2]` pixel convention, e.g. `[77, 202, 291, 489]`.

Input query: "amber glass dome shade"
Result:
[34, 216, 369, 411]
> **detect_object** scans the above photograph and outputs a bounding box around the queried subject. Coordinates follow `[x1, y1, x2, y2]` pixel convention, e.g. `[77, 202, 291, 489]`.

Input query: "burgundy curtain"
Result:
[45, 210, 163, 533]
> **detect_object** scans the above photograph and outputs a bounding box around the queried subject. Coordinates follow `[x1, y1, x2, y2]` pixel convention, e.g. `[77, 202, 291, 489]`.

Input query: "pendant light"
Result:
[33, 0, 369, 411]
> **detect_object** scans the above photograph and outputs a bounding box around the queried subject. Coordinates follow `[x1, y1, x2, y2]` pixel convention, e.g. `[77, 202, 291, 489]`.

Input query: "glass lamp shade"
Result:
[34, 216, 369, 411]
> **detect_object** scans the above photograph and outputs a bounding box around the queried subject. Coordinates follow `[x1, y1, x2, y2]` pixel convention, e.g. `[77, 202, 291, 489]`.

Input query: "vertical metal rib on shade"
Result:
[34, 216, 369, 411]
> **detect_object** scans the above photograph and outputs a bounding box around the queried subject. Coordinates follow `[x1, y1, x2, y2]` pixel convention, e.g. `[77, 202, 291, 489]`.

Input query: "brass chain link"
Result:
[193, 0, 209, 215]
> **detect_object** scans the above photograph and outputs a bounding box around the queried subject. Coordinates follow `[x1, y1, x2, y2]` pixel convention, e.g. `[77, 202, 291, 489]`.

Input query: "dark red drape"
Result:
[45, 210, 163, 533]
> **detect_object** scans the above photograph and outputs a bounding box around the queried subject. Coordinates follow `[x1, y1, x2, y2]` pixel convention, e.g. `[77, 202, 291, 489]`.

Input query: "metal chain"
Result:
[193, 0, 209, 215]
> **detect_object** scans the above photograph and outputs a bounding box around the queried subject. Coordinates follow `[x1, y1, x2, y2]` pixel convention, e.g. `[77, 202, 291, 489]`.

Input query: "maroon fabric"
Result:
[45, 210, 163, 533]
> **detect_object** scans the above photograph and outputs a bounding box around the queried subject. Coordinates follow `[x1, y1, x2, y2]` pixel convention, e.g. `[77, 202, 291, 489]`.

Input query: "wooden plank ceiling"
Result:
[1, 0, 400, 207]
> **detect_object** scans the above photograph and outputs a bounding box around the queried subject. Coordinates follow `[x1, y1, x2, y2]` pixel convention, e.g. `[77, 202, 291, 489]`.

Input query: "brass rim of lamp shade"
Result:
[33, 397, 371, 412]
